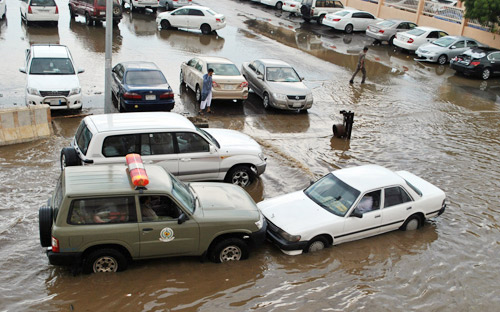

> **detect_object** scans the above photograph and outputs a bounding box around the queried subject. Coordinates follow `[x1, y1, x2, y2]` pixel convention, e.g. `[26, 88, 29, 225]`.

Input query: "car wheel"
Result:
[118, 97, 125, 112]
[195, 84, 201, 103]
[263, 93, 271, 109]
[317, 14, 325, 25]
[39, 205, 53, 248]
[303, 17, 311, 22]
[344, 24, 353, 34]
[85, 12, 93, 26]
[482, 67, 491, 80]
[160, 19, 170, 30]
[304, 236, 329, 253]
[401, 214, 422, 231]
[389, 35, 395, 46]
[60, 147, 80, 171]
[437, 54, 448, 65]
[209, 238, 249, 263]
[225, 165, 254, 187]
[179, 70, 184, 84]
[83, 249, 128, 274]
[200, 23, 211, 35]
[275, 1, 283, 10]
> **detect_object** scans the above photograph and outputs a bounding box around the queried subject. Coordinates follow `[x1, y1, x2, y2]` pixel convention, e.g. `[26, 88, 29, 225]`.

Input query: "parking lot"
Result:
[1, 0, 500, 310]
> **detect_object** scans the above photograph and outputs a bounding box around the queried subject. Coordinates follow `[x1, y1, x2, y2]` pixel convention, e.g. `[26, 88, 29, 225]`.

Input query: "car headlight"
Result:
[255, 213, 264, 230]
[306, 93, 313, 101]
[272, 93, 287, 101]
[278, 228, 301, 242]
[68, 87, 81, 96]
[27, 87, 40, 96]
[258, 153, 266, 162]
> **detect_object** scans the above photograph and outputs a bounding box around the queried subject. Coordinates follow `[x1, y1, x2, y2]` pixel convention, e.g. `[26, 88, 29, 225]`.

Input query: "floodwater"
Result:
[1, 0, 500, 310]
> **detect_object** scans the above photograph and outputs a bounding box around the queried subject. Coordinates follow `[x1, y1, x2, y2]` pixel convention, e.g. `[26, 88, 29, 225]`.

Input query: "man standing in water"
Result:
[349, 46, 368, 84]
[200, 68, 214, 115]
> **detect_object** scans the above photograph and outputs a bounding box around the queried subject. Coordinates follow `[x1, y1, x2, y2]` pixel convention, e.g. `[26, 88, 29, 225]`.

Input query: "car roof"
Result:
[31, 45, 69, 58]
[197, 56, 234, 64]
[63, 164, 173, 197]
[183, 5, 210, 10]
[333, 165, 405, 193]
[119, 61, 160, 71]
[257, 59, 292, 67]
[84, 112, 196, 133]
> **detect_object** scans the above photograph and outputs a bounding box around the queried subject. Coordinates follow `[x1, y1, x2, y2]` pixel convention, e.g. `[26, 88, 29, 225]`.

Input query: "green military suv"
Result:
[39, 162, 266, 273]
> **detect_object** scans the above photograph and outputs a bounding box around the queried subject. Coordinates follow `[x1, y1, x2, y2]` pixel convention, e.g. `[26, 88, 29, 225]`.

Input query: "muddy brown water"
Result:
[1, 0, 500, 310]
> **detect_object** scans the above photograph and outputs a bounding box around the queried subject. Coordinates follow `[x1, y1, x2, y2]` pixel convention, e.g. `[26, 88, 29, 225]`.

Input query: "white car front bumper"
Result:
[26, 93, 83, 110]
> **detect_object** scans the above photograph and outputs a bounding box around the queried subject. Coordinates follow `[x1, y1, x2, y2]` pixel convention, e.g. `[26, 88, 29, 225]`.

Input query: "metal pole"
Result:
[104, 0, 113, 113]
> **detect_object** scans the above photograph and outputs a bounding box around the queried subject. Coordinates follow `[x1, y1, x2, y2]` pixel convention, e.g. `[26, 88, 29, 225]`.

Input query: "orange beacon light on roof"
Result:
[126, 154, 149, 188]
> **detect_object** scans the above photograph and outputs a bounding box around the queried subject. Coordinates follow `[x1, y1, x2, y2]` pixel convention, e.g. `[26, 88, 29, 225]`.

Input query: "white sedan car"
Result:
[156, 5, 226, 35]
[261, 0, 284, 10]
[258, 165, 446, 255]
[393, 26, 448, 51]
[283, 0, 302, 14]
[20, 0, 59, 25]
[322, 9, 381, 33]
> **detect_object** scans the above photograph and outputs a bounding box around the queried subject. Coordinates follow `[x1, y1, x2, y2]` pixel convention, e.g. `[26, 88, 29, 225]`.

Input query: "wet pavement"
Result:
[1, 0, 500, 310]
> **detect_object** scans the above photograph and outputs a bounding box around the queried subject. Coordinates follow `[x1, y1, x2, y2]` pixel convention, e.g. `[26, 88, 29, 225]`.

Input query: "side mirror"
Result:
[309, 180, 315, 186]
[209, 145, 216, 154]
[350, 209, 363, 218]
[19, 67, 26, 74]
[257, 74, 263, 80]
[78, 68, 85, 74]
[178, 213, 188, 224]
[450, 46, 456, 49]
[301, 77, 305, 81]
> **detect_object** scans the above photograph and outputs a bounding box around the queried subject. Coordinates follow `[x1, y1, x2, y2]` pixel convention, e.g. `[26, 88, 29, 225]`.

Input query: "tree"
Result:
[463, 0, 500, 27]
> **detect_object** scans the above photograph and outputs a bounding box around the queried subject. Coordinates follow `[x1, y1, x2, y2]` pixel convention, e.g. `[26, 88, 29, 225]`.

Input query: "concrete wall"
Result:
[0, 105, 52, 146]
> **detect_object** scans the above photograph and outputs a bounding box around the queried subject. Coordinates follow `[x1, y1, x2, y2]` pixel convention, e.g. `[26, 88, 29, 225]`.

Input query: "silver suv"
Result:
[300, 0, 345, 24]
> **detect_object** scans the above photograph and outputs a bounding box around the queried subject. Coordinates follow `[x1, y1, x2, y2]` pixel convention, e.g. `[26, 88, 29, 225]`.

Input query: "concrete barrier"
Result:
[0, 105, 52, 146]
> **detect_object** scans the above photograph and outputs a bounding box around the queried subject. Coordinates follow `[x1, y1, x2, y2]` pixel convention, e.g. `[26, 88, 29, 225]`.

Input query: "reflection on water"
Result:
[157, 29, 225, 53]
[21, 22, 60, 45]
[122, 11, 158, 37]
[69, 20, 122, 53]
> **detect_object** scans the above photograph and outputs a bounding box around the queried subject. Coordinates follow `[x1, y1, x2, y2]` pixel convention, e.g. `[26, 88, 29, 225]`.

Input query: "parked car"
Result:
[241, 59, 313, 111]
[258, 165, 446, 255]
[40, 156, 267, 273]
[69, 0, 122, 26]
[156, 5, 226, 35]
[60, 112, 267, 187]
[366, 19, 417, 45]
[180, 56, 248, 103]
[20, 0, 59, 25]
[122, 0, 159, 12]
[283, 0, 303, 14]
[0, 0, 6, 20]
[159, 0, 192, 10]
[450, 47, 500, 80]
[416, 36, 481, 65]
[19, 44, 84, 111]
[322, 9, 381, 33]
[393, 26, 448, 52]
[300, 0, 346, 24]
[261, 0, 284, 10]
[111, 61, 175, 112]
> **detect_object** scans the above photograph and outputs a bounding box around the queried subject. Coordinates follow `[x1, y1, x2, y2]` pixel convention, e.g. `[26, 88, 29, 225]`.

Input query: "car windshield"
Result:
[207, 63, 241, 76]
[125, 70, 167, 85]
[170, 174, 195, 213]
[379, 20, 396, 27]
[30, 58, 75, 75]
[196, 127, 220, 148]
[334, 11, 350, 17]
[304, 173, 360, 217]
[432, 37, 455, 47]
[407, 28, 426, 36]
[266, 67, 300, 82]
[31, 0, 56, 6]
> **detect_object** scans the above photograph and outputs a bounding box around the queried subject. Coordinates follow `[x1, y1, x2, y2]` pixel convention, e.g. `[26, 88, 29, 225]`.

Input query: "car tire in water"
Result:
[482, 67, 491, 80]
[275, 1, 283, 10]
[209, 238, 249, 263]
[85, 12, 93, 26]
[180, 70, 184, 84]
[200, 23, 211, 35]
[304, 236, 329, 253]
[389, 35, 395, 46]
[39, 205, 53, 248]
[344, 24, 353, 34]
[225, 165, 254, 187]
[401, 214, 422, 231]
[437, 54, 448, 65]
[263, 93, 271, 109]
[317, 14, 325, 25]
[195, 84, 201, 103]
[60, 147, 80, 170]
[83, 249, 128, 274]
[160, 19, 170, 30]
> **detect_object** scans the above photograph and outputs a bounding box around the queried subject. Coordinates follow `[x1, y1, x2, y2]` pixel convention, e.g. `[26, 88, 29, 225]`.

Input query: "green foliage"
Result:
[463, 0, 500, 26]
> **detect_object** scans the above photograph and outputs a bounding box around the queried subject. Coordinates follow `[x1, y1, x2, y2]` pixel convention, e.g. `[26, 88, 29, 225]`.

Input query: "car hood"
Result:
[258, 191, 342, 234]
[266, 81, 311, 95]
[27, 74, 80, 91]
[204, 128, 262, 153]
[417, 43, 447, 53]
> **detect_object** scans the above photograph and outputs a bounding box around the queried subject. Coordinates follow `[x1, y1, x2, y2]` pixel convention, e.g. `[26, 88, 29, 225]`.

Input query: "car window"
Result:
[453, 40, 465, 48]
[68, 196, 137, 225]
[427, 31, 439, 39]
[125, 70, 167, 85]
[354, 190, 381, 214]
[172, 8, 189, 15]
[31, 0, 56, 6]
[113, 64, 124, 80]
[187, 58, 197, 67]
[75, 121, 93, 156]
[383, 186, 413, 208]
[248, 62, 256, 72]
[488, 52, 500, 60]
[30, 58, 75, 75]
[409, 23, 417, 29]
[175, 132, 210, 153]
[439, 31, 448, 37]
[363, 13, 375, 19]
[352, 12, 363, 18]
[257, 63, 265, 76]
[466, 40, 478, 47]
[195, 62, 203, 72]
[102, 134, 140, 157]
[140, 133, 175, 155]
[140, 196, 181, 222]
[315, 0, 325, 7]
[334, 1, 344, 8]
[207, 63, 241, 76]
[188, 9, 204, 16]
[206, 9, 217, 15]
[266, 67, 300, 82]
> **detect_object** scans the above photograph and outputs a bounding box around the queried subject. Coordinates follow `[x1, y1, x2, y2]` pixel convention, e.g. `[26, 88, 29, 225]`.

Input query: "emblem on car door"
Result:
[159, 227, 175, 242]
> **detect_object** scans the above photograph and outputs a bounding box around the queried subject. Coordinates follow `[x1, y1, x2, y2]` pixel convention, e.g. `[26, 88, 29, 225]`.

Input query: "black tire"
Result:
[401, 214, 422, 231]
[179, 70, 184, 84]
[85, 12, 93, 26]
[437, 54, 448, 65]
[160, 19, 170, 30]
[300, 4, 310, 16]
[60, 147, 80, 171]
[83, 249, 128, 273]
[195, 84, 201, 103]
[69, 5, 76, 18]
[225, 165, 254, 187]
[209, 238, 249, 263]
[344, 24, 353, 34]
[303, 236, 329, 253]
[118, 97, 125, 112]
[113, 5, 122, 16]
[151, 7, 157, 13]
[275, 1, 283, 10]
[299, 109, 308, 113]
[303, 17, 311, 22]
[389, 35, 395, 46]
[39, 205, 53, 247]
[482, 67, 491, 80]
[317, 14, 325, 25]
[263, 92, 271, 109]
[200, 23, 211, 35]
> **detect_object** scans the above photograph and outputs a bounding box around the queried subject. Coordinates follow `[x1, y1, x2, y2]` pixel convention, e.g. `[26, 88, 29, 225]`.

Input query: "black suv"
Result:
[450, 48, 500, 80]
[69, 0, 122, 26]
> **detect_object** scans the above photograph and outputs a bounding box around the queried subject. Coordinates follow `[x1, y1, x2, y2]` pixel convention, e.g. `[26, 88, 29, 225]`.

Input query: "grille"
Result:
[287, 95, 306, 100]
[40, 91, 70, 97]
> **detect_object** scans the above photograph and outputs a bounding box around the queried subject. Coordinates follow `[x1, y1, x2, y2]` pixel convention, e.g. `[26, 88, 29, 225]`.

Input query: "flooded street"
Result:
[1, 0, 500, 310]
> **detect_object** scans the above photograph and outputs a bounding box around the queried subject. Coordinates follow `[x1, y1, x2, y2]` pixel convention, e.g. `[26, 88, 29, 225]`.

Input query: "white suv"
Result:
[19, 45, 84, 111]
[60, 112, 267, 187]
[300, 0, 346, 24]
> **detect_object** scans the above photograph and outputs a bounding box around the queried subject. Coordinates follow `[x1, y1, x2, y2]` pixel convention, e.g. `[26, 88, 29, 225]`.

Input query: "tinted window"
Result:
[97, 0, 106, 6]
[355, 190, 381, 214]
[334, 1, 344, 8]
[75, 121, 93, 156]
[207, 63, 241, 76]
[176, 132, 209, 153]
[489, 52, 500, 60]
[30, 58, 75, 75]
[315, 0, 325, 7]
[188, 9, 204, 16]
[140, 133, 175, 155]
[466, 40, 478, 47]
[427, 31, 439, 39]
[454, 40, 465, 48]
[102, 134, 140, 157]
[195, 62, 203, 72]
[31, 0, 56, 6]
[125, 70, 167, 85]
[172, 8, 188, 15]
[352, 12, 363, 18]
[384, 187, 413, 208]
[140, 196, 181, 222]
[187, 59, 197, 67]
[68, 197, 137, 225]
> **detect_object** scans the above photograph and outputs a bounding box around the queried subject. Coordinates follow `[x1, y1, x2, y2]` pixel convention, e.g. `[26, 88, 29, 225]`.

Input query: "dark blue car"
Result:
[111, 61, 175, 112]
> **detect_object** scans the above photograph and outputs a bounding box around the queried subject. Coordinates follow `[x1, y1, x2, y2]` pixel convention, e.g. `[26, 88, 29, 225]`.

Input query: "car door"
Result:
[350, 12, 363, 30]
[139, 132, 179, 175]
[244, 61, 259, 94]
[449, 40, 466, 59]
[254, 62, 266, 97]
[193, 60, 205, 94]
[111, 64, 123, 99]
[487, 52, 500, 74]
[187, 8, 204, 29]
[184, 58, 198, 91]
[169, 7, 189, 28]
[380, 186, 414, 233]
[338, 190, 382, 244]
[137, 195, 199, 258]
[175, 131, 220, 181]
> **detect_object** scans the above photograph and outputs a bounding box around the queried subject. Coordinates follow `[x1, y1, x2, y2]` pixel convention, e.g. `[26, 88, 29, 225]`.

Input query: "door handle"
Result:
[142, 228, 153, 232]
[406, 206, 412, 210]
[181, 158, 191, 162]
[374, 215, 381, 218]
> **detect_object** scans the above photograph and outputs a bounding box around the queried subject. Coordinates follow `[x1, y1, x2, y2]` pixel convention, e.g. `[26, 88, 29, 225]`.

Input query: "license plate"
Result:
[100, 11, 105, 15]
[146, 94, 156, 100]
[223, 85, 234, 90]
[292, 103, 302, 108]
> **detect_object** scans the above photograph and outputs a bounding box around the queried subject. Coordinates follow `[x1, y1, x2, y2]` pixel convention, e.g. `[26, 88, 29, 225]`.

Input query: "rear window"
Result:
[31, 0, 56, 6]
[404, 179, 422, 196]
[407, 28, 426, 36]
[75, 120, 93, 156]
[207, 63, 241, 76]
[379, 20, 396, 27]
[125, 70, 167, 85]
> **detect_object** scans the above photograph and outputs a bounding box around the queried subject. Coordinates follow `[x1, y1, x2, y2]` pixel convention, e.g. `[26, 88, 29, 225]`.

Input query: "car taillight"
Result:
[239, 81, 248, 88]
[216, 18, 222, 22]
[311, 8, 314, 14]
[407, 38, 414, 43]
[378, 29, 384, 33]
[28, 5, 32, 14]
[333, 18, 341, 21]
[51, 236, 59, 253]
[173, 0, 178, 2]
[123, 92, 142, 100]
[160, 91, 174, 99]
[55, 5, 58, 14]
[291, 4, 296, 7]
[470, 61, 480, 66]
